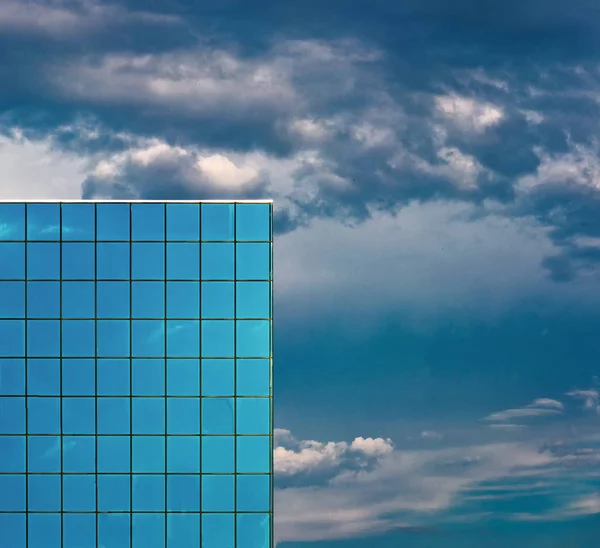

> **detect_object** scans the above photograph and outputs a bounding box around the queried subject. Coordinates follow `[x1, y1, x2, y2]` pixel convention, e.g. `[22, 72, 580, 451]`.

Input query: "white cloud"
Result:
[420, 430, 443, 440]
[566, 389, 600, 411]
[0, 130, 87, 199]
[484, 398, 564, 423]
[435, 94, 504, 132]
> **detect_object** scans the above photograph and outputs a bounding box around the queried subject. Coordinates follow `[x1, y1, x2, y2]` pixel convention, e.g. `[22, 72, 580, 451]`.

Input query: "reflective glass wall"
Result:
[0, 201, 273, 548]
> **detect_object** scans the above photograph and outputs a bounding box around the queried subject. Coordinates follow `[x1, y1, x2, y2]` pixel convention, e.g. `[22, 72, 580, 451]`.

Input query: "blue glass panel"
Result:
[201, 203, 234, 240]
[62, 359, 95, 396]
[237, 475, 270, 512]
[236, 243, 270, 280]
[132, 320, 164, 356]
[62, 436, 95, 473]
[0, 514, 25, 548]
[166, 436, 200, 473]
[236, 203, 270, 241]
[62, 202, 95, 240]
[236, 359, 270, 397]
[62, 320, 95, 357]
[62, 397, 95, 434]
[98, 436, 130, 473]
[166, 242, 199, 280]
[167, 474, 200, 512]
[237, 514, 270, 548]
[237, 320, 271, 357]
[201, 474, 234, 511]
[201, 359, 234, 396]
[27, 203, 60, 240]
[201, 398, 234, 434]
[132, 242, 165, 279]
[0, 397, 25, 433]
[63, 513, 96, 548]
[27, 281, 60, 318]
[166, 281, 199, 318]
[0, 243, 25, 279]
[201, 282, 234, 318]
[132, 203, 165, 240]
[98, 514, 131, 548]
[202, 436, 234, 473]
[97, 243, 130, 279]
[28, 320, 60, 356]
[0, 358, 25, 395]
[98, 359, 130, 395]
[201, 243, 234, 280]
[0, 435, 25, 472]
[28, 512, 61, 548]
[236, 282, 270, 318]
[133, 474, 165, 511]
[167, 397, 200, 434]
[166, 203, 199, 240]
[27, 242, 60, 280]
[97, 320, 130, 357]
[63, 474, 96, 511]
[132, 359, 164, 396]
[98, 474, 130, 512]
[97, 281, 130, 318]
[0, 474, 25, 510]
[237, 436, 270, 473]
[62, 242, 95, 279]
[27, 358, 60, 395]
[133, 397, 165, 434]
[237, 398, 270, 435]
[166, 359, 199, 396]
[201, 320, 234, 357]
[0, 203, 25, 240]
[0, 281, 24, 317]
[97, 203, 130, 240]
[0, 320, 25, 356]
[202, 514, 234, 548]
[97, 397, 130, 434]
[133, 435, 165, 473]
[132, 514, 165, 548]
[27, 397, 60, 434]
[132, 281, 164, 318]
[62, 281, 95, 318]
[28, 474, 61, 511]
[28, 435, 60, 473]
[166, 320, 200, 357]
[167, 513, 200, 548]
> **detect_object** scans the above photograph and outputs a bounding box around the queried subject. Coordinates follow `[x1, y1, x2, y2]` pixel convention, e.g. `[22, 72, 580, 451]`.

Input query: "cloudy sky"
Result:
[2, 0, 600, 545]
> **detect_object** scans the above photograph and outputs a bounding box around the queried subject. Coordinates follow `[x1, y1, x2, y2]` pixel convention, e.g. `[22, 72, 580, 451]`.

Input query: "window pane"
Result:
[62, 359, 95, 396]
[0, 514, 25, 548]
[236, 243, 270, 280]
[166, 359, 199, 396]
[0, 358, 25, 395]
[97, 320, 130, 357]
[0, 203, 25, 240]
[0, 281, 24, 318]
[62, 281, 95, 318]
[62, 242, 95, 279]
[237, 436, 270, 473]
[63, 474, 96, 511]
[98, 474, 130, 512]
[98, 359, 130, 396]
[0, 243, 25, 279]
[201, 320, 234, 357]
[27, 243, 60, 280]
[28, 436, 60, 473]
[63, 513, 96, 547]
[132, 320, 164, 356]
[202, 436, 234, 473]
[133, 474, 165, 511]
[133, 398, 165, 434]
[166, 397, 200, 434]
[236, 282, 270, 318]
[98, 436, 130, 473]
[27, 359, 60, 396]
[166, 320, 200, 357]
[166, 203, 199, 240]
[132, 358, 164, 396]
[132, 513, 165, 548]
[62, 320, 95, 357]
[237, 398, 270, 434]
[202, 514, 234, 548]
[0, 475, 25, 510]
[28, 320, 60, 356]
[166, 436, 199, 473]
[27, 397, 60, 434]
[27, 203, 60, 240]
[132, 281, 164, 318]
[0, 320, 24, 356]
[201, 398, 234, 434]
[61, 203, 95, 240]
[201, 243, 234, 280]
[167, 474, 200, 512]
[166, 281, 199, 318]
[0, 435, 25, 472]
[28, 512, 61, 548]
[132, 203, 165, 240]
[27, 282, 60, 318]
[167, 513, 200, 548]
[62, 397, 95, 435]
[237, 320, 271, 357]
[132, 436, 165, 473]
[201, 203, 234, 241]
[166, 242, 200, 280]
[98, 514, 131, 548]
[201, 475, 234, 511]
[236, 359, 270, 396]
[132, 243, 164, 279]
[97, 281, 130, 318]
[201, 282, 234, 318]
[97, 397, 130, 434]
[236, 474, 270, 512]
[97, 203, 130, 240]
[201, 359, 234, 396]
[97, 243, 130, 280]
[62, 436, 95, 473]
[236, 203, 270, 241]
[236, 514, 270, 548]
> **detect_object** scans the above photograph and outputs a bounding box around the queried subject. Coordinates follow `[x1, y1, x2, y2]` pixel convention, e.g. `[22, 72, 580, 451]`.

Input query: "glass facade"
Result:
[0, 201, 273, 548]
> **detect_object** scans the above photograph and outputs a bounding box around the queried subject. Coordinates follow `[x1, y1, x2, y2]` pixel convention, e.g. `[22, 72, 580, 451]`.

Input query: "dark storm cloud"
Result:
[4, 0, 600, 278]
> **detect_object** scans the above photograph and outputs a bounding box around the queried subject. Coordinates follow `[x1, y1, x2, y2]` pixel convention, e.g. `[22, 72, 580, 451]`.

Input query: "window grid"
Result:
[0, 201, 273, 548]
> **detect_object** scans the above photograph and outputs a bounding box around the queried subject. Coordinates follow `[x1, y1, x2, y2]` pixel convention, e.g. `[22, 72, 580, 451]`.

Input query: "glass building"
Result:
[0, 201, 273, 548]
